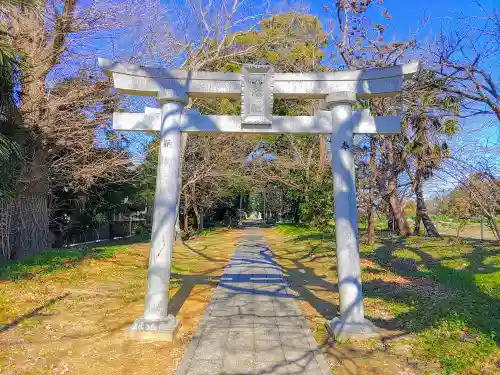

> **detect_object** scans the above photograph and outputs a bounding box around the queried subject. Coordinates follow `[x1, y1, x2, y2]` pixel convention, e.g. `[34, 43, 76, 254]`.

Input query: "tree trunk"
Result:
[318, 135, 326, 172]
[486, 215, 500, 241]
[193, 205, 200, 231]
[388, 178, 410, 236]
[183, 194, 190, 232]
[293, 199, 300, 224]
[13, 142, 50, 258]
[367, 137, 377, 245]
[414, 183, 440, 237]
[367, 199, 375, 244]
[279, 193, 283, 222]
[386, 138, 411, 236]
[14, 74, 51, 258]
[413, 155, 440, 237]
[0, 194, 48, 259]
[387, 206, 395, 232]
[199, 208, 204, 231]
[193, 205, 204, 231]
[175, 132, 188, 242]
[263, 189, 266, 222]
[183, 212, 189, 232]
[413, 214, 421, 235]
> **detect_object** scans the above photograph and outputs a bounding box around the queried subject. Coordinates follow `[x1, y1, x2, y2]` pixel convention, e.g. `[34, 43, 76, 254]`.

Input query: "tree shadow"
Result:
[263, 247, 339, 322]
[364, 236, 500, 340]
[279, 256, 338, 320]
[174, 236, 335, 375]
[0, 293, 70, 333]
[275, 227, 500, 341]
[170, 238, 340, 322]
[180, 239, 227, 263]
[168, 272, 221, 316]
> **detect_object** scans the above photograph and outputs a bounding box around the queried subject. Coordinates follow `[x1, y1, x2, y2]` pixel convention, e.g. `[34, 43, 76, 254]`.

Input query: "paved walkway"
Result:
[176, 231, 332, 375]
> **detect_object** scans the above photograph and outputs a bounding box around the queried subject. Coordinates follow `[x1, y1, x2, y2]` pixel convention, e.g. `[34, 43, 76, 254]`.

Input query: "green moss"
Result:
[483, 254, 500, 266]
[0, 240, 141, 281]
[392, 248, 423, 261]
[414, 315, 497, 374]
[441, 258, 470, 269]
[474, 272, 500, 298]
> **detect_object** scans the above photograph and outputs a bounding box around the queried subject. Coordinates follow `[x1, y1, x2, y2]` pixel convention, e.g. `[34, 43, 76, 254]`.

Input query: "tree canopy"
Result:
[1, 1, 499, 259]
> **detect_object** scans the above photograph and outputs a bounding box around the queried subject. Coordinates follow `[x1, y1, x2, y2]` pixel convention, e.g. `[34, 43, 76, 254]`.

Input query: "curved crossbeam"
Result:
[99, 58, 419, 99]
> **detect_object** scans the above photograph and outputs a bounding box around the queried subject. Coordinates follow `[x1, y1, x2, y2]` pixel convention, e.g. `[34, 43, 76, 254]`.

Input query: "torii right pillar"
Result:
[326, 92, 378, 341]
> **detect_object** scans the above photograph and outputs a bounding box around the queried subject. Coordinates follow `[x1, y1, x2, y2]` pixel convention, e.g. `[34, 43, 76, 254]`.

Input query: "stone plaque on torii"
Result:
[99, 58, 418, 341]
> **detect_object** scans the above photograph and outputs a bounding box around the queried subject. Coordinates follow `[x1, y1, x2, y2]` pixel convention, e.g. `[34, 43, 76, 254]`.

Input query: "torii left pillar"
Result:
[129, 89, 187, 340]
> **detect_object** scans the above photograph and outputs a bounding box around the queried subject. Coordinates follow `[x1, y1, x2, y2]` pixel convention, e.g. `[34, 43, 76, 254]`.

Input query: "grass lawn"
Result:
[265, 224, 499, 375]
[434, 221, 498, 241]
[0, 229, 242, 375]
[1, 225, 498, 375]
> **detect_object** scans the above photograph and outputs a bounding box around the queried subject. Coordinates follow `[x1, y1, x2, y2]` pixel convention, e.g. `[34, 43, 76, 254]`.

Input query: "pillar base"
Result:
[128, 315, 179, 341]
[326, 317, 379, 341]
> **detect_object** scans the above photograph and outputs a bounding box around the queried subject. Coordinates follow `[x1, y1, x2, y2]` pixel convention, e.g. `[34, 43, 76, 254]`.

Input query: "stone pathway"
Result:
[176, 231, 333, 375]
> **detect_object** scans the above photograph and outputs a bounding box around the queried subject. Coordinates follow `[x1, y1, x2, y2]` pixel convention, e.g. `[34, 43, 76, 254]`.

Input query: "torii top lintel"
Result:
[98, 58, 419, 99]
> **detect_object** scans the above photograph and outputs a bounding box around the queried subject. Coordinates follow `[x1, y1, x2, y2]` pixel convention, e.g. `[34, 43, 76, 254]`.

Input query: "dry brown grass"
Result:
[0, 229, 242, 375]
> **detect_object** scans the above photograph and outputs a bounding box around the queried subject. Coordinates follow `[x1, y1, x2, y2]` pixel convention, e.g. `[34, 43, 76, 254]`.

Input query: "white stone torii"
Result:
[99, 58, 418, 341]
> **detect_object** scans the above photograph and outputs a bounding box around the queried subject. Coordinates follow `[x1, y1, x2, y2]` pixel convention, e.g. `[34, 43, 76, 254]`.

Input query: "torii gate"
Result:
[99, 59, 418, 341]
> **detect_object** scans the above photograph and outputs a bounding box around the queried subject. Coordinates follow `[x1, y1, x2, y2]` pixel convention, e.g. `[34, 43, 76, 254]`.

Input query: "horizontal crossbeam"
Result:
[99, 58, 418, 99]
[112, 108, 401, 135]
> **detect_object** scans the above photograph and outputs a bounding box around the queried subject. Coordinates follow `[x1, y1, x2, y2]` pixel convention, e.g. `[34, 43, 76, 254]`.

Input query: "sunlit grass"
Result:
[0, 245, 125, 281]
[0, 228, 241, 375]
[1, 224, 498, 375]
[270, 224, 499, 375]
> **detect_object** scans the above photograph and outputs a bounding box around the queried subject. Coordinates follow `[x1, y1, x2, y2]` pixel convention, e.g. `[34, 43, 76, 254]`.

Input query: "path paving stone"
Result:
[176, 230, 333, 375]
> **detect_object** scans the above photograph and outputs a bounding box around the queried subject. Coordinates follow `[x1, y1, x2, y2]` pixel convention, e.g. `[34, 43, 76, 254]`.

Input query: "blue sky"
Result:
[309, 0, 498, 35]
[87, 0, 498, 189]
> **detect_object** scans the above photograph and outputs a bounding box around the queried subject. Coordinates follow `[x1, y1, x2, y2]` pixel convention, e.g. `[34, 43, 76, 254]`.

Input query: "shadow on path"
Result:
[175, 230, 333, 375]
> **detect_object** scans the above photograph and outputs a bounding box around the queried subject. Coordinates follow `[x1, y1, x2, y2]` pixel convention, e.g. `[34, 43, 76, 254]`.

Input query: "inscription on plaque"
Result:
[241, 64, 274, 125]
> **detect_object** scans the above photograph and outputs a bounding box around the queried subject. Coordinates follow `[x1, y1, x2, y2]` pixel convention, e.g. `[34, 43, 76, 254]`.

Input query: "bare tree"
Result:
[0, 0, 160, 258]
[432, 1, 500, 121]
[180, 133, 254, 231]
[326, 0, 416, 236]
[440, 156, 500, 241]
[163, 10, 325, 233]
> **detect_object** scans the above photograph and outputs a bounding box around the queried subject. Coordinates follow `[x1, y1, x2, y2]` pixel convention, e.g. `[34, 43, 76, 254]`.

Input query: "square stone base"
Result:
[127, 315, 179, 341]
[326, 317, 379, 341]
